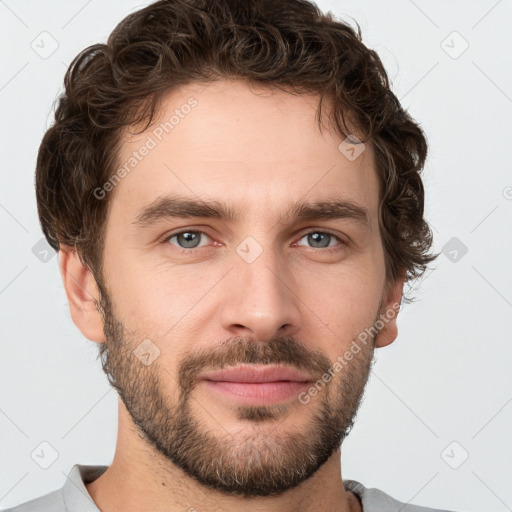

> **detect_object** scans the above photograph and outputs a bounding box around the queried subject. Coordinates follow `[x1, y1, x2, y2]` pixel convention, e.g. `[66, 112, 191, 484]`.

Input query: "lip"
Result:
[201, 380, 311, 405]
[198, 364, 314, 383]
[198, 365, 314, 406]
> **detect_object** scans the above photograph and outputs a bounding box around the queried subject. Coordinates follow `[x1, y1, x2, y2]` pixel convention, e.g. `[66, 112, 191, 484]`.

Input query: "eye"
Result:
[163, 229, 346, 253]
[295, 230, 345, 251]
[165, 230, 211, 250]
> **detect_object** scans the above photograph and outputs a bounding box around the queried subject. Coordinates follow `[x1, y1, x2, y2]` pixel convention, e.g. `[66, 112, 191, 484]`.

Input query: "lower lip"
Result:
[200, 380, 311, 405]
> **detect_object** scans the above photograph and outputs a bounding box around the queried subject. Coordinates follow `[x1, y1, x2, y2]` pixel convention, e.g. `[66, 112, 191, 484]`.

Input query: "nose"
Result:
[219, 243, 302, 341]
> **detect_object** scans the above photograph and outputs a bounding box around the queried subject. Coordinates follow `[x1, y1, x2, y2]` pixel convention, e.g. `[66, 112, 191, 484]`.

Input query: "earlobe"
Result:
[58, 245, 106, 343]
[374, 274, 405, 348]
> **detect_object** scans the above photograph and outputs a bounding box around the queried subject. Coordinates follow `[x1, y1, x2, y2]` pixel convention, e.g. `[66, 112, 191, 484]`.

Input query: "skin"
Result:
[59, 79, 405, 512]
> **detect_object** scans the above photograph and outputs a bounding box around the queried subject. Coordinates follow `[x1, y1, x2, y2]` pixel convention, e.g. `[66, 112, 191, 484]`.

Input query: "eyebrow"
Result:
[133, 194, 369, 228]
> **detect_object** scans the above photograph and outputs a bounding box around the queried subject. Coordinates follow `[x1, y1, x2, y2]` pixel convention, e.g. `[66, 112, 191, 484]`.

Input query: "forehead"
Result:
[111, 79, 379, 223]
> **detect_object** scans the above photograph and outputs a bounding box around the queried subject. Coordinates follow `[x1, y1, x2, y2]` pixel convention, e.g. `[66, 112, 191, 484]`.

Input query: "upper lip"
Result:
[199, 365, 314, 383]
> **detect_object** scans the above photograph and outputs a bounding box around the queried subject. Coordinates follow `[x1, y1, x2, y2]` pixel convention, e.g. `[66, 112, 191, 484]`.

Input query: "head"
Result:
[36, 0, 438, 499]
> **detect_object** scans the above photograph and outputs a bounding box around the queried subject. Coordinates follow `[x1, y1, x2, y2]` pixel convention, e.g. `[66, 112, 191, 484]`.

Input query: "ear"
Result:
[374, 272, 406, 348]
[59, 245, 106, 343]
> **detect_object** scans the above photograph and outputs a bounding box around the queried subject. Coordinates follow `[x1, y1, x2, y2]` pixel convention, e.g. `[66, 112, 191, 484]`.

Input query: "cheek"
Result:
[104, 255, 224, 337]
[295, 261, 383, 342]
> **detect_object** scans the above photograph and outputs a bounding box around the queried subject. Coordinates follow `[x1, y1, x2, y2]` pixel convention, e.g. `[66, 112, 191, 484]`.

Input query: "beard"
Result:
[95, 285, 376, 498]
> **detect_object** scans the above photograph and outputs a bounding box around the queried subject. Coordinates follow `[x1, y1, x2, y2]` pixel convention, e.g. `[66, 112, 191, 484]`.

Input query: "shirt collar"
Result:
[62, 464, 108, 511]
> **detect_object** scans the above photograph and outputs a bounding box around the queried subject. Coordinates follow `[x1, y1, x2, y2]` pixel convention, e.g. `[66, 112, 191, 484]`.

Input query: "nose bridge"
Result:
[219, 234, 301, 339]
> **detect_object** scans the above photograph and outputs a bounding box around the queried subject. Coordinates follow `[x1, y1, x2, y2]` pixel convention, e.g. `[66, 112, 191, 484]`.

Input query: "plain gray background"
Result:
[1, 0, 511, 510]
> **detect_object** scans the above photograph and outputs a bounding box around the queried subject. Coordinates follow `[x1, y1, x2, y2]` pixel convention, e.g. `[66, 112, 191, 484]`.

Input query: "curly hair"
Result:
[36, 0, 438, 302]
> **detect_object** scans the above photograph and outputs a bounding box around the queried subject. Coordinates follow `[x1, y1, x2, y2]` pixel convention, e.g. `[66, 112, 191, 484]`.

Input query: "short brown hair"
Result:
[36, 0, 438, 301]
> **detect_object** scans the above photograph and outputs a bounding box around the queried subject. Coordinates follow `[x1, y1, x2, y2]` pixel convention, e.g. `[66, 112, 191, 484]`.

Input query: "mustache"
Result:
[177, 336, 333, 393]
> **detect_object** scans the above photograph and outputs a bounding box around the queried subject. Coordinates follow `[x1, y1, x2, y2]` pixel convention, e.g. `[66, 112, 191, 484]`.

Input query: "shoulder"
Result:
[0, 489, 65, 512]
[344, 479, 463, 512]
[1, 464, 106, 512]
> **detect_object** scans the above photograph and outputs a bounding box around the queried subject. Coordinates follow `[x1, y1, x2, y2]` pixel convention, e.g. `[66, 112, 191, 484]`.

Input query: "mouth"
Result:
[198, 365, 314, 405]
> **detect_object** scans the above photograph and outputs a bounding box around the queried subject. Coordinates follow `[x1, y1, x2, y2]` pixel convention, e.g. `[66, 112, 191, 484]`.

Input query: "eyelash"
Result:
[163, 229, 346, 254]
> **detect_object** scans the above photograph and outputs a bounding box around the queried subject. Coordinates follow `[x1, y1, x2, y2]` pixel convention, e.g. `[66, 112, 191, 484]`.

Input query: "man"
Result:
[6, 0, 459, 510]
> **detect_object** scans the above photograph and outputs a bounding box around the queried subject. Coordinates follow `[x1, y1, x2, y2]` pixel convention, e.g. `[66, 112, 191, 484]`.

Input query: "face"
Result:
[93, 79, 401, 497]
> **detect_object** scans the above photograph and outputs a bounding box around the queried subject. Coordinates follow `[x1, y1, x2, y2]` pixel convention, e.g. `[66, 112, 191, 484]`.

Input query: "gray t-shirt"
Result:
[2, 464, 459, 512]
